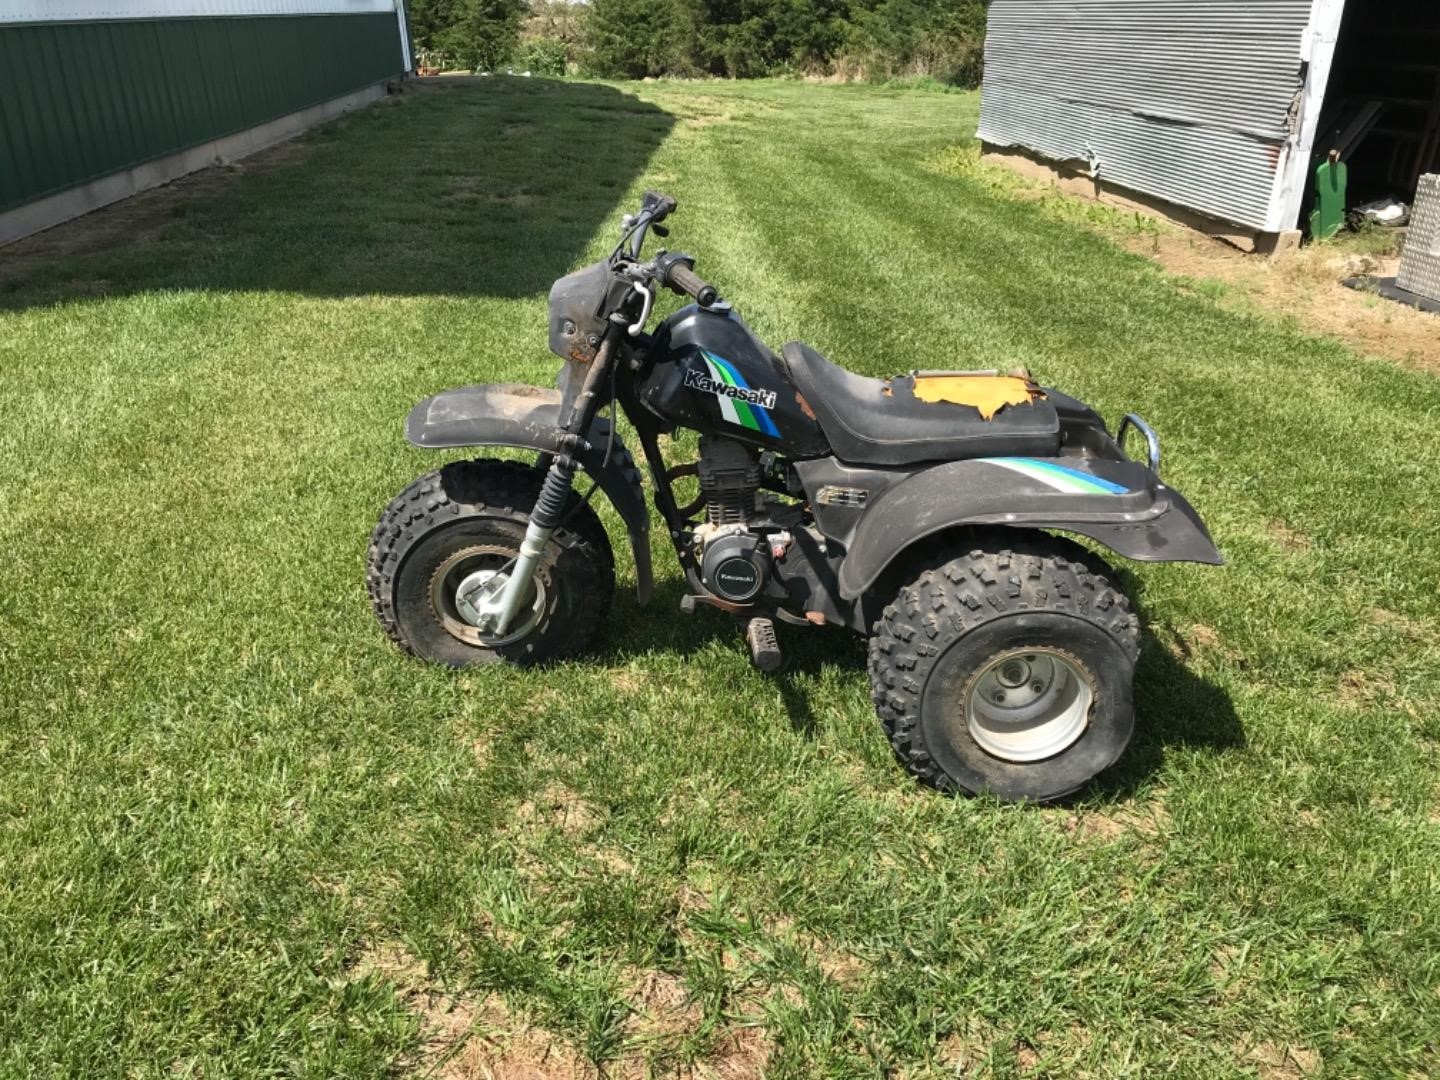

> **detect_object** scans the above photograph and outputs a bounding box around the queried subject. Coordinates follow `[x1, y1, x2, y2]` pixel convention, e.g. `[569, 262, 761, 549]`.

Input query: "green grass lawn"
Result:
[3, 77, 1439, 1078]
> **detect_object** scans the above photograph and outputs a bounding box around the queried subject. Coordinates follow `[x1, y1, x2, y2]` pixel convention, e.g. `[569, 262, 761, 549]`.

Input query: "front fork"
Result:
[472, 330, 619, 636]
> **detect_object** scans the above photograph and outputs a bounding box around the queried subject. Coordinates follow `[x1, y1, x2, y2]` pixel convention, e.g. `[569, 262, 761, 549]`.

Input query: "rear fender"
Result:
[836, 456, 1221, 600]
[405, 383, 653, 605]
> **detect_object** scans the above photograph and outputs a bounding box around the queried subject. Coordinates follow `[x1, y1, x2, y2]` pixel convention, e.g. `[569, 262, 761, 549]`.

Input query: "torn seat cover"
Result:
[780, 342, 1061, 466]
[907, 373, 1045, 420]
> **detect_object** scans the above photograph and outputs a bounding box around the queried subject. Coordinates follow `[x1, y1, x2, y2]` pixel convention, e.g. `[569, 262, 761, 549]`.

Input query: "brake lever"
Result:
[627, 281, 655, 336]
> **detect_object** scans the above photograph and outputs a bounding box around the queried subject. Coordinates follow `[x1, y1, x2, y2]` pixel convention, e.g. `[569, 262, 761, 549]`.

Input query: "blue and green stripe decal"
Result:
[978, 457, 1130, 495]
[701, 351, 780, 437]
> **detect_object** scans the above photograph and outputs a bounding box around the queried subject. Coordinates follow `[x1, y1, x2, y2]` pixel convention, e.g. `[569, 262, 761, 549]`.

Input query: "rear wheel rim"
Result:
[964, 648, 1094, 763]
[430, 543, 546, 647]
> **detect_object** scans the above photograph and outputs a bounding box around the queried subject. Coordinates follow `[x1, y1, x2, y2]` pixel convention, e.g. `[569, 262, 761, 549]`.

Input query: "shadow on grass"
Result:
[603, 578, 1242, 801]
[0, 78, 676, 309]
[1090, 625, 1245, 801]
[599, 578, 866, 739]
[1094, 568, 1246, 799]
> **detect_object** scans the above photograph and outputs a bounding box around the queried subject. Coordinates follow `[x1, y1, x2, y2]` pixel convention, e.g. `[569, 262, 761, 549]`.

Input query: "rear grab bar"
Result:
[1117, 413, 1162, 474]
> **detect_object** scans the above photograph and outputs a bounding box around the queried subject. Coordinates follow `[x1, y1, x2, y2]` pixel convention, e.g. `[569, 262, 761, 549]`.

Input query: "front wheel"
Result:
[367, 459, 615, 667]
[868, 536, 1140, 802]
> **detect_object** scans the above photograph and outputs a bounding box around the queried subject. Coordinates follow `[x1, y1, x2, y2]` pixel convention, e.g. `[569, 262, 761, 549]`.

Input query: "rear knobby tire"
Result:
[367, 458, 614, 667]
[868, 535, 1140, 802]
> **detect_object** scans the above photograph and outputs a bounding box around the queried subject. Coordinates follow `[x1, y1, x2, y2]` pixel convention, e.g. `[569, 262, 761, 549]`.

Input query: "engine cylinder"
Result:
[697, 436, 760, 526]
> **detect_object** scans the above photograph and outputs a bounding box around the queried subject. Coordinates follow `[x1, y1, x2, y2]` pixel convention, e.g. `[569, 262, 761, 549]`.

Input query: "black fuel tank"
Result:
[637, 305, 830, 457]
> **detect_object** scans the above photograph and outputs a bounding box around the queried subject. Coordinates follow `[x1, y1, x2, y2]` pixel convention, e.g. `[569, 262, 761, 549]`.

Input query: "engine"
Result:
[697, 435, 760, 526]
[695, 436, 770, 603]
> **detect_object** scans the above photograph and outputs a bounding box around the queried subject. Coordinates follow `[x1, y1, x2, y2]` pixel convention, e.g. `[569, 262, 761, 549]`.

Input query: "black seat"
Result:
[782, 342, 1062, 467]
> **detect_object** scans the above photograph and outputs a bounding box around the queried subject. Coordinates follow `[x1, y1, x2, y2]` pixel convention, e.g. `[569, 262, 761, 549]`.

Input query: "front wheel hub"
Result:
[965, 649, 1095, 763]
[431, 546, 546, 647]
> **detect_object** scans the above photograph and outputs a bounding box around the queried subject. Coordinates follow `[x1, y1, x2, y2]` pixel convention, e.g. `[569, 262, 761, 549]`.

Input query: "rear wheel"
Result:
[868, 536, 1140, 802]
[367, 459, 614, 667]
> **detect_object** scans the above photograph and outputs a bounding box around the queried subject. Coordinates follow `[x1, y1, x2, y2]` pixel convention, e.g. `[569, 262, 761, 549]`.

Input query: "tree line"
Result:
[408, 0, 988, 87]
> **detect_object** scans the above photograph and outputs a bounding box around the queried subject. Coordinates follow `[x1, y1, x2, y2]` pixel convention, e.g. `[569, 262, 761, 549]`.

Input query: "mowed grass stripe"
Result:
[0, 78, 1436, 1077]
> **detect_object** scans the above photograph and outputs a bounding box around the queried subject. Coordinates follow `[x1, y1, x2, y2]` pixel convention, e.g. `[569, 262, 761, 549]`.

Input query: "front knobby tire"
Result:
[868, 535, 1141, 802]
[366, 459, 615, 667]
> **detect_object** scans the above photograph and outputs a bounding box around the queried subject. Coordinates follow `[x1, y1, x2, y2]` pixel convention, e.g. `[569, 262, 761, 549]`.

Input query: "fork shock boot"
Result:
[484, 455, 577, 635]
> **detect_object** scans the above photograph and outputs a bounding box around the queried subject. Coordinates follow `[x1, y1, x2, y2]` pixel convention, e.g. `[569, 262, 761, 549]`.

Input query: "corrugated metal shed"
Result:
[978, 0, 1344, 235]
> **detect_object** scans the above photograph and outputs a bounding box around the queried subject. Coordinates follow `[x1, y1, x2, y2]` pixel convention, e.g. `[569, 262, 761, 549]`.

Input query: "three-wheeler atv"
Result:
[367, 192, 1220, 802]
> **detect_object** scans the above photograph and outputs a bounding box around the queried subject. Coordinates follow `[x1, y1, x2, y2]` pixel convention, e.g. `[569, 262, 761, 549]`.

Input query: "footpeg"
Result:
[745, 617, 783, 673]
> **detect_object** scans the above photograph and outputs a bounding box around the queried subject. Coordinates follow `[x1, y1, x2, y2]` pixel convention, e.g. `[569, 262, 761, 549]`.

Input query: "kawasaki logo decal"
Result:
[684, 368, 776, 409]
[685, 351, 780, 437]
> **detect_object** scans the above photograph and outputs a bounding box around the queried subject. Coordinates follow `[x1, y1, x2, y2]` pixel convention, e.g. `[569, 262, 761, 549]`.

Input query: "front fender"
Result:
[837, 456, 1221, 600]
[405, 383, 653, 605]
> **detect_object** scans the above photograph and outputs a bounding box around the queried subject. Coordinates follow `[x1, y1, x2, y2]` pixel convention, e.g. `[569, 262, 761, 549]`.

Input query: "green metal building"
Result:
[0, 1, 412, 245]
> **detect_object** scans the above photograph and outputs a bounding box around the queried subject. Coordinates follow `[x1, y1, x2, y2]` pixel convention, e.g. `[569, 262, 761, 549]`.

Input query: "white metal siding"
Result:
[979, 1, 1317, 232]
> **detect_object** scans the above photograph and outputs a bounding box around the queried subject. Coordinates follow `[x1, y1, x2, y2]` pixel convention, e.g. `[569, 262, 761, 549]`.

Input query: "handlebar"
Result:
[666, 262, 719, 307]
[654, 250, 719, 307]
[641, 189, 677, 222]
[615, 193, 723, 310]
[621, 190, 676, 260]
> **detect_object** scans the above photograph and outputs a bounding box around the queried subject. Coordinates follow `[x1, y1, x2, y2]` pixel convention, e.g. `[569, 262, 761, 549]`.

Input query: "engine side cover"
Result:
[702, 531, 769, 603]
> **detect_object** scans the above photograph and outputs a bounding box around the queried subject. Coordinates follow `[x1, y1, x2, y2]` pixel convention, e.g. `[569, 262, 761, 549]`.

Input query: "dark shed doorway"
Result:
[1315, 0, 1440, 214]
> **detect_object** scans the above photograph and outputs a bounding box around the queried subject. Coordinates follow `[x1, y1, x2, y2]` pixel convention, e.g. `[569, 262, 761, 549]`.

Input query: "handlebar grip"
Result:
[642, 189, 677, 222]
[668, 264, 718, 307]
